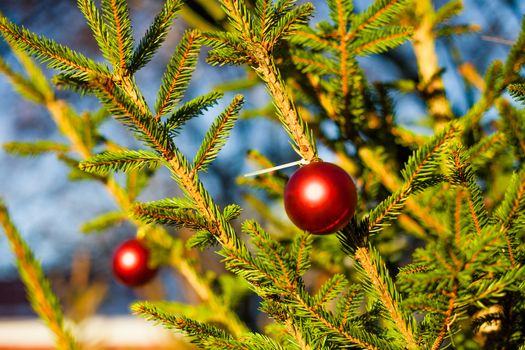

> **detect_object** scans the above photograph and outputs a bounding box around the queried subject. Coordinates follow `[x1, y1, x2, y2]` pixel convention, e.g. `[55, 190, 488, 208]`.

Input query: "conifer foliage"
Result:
[1, 0, 525, 349]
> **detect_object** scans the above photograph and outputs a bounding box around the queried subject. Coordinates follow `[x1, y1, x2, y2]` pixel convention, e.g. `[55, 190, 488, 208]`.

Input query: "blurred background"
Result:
[0, 0, 523, 347]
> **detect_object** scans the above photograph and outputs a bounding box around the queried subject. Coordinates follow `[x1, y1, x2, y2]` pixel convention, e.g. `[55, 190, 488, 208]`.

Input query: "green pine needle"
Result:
[193, 95, 244, 173]
[132, 198, 212, 230]
[367, 123, 458, 234]
[132, 301, 253, 349]
[0, 15, 109, 78]
[101, 0, 134, 72]
[351, 0, 411, 33]
[312, 274, 348, 309]
[509, 83, 525, 105]
[155, 30, 202, 119]
[432, 0, 463, 27]
[129, 0, 184, 73]
[327, 0, 354, 25]
[77, 0, 113, 65]
[80, 211, 127, 234]
[3, 140, 69, 157]
[352, 26, 413, 56]
[79, 150, 161, 175]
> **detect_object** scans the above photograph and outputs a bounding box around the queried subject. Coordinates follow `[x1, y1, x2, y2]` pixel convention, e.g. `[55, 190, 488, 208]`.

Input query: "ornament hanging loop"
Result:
[243, 159, 308, 177]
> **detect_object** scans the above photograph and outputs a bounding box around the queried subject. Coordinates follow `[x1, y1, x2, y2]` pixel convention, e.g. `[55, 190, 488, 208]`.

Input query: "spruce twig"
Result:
[355, 246, 417, 349]
[0, 200, 79, 350]
[0, 36, 249, 338]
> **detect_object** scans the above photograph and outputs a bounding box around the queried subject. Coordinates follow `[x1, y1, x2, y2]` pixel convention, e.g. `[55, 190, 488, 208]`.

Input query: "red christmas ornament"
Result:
[112, 238, 158, 287]
[284, 161, 357, 234]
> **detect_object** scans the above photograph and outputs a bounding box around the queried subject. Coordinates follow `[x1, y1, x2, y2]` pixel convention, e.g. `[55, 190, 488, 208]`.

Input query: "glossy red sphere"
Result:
[284, 162, 357, 234]
[112, 239, 158, 287]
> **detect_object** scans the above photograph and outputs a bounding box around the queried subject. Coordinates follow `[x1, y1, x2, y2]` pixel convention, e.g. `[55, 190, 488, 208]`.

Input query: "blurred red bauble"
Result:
[284, 161, 357, 234]
[112, 238, 158, 287]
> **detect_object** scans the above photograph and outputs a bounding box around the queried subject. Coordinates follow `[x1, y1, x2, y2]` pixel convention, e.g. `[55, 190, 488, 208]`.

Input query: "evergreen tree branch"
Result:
[192, 95, 243, 174]
[207, 0, 318, 162]
[79, 150, 161, 175]
[132, 302, 244, 348]
[0, 200, 79, 350]
[509, 83, 525, 105]
[367, 123, 458, 234]
[252, 48, 318, 162]
[359, 147, 447, 238]
[129, 0, 184, 73]
[1, 45, 250, 341]
[349, 0, 408, 37]
[167, 91, 224, 136]
[430, 283, 457, 350]
[337, 0, 350, 108]
[495, 168, 525, 267]
[0, 15, 109, 78]
[3, 140, 70, 156]
[448, 148, 490, 235]
[0, 56, 47, 103]
[155, 30, 202, 120]
[80, 211, 127, 234]
[102, 0, 134, 72]
[355, 246, 417, 349]
[77, 0, 113, 65]
[224, 222, 383, 349]
[499, 100, 525, 161]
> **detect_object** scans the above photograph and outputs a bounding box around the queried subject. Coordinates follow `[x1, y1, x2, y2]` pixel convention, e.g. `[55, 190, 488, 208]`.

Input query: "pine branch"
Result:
[264, 3, 314, 48]
[352, 26, 413, 56]
[0, 56, 47, 103]
[312, 274, 348, 310]
[102, 0, 134, 72]
[0, 200, 79, 350]
[0, 29, 256, 347]
[132, 302, 242, 347]
[97, 83, 173, 153]
[499, 100, 525, 161]
[290, 232, 313, 279]
[133, 198, 212, 231]
[225, 221, 387, 349]
[207, 0, 319, 162]
[291, 27, 336, 51]
[350, 0, 410, 35]
[367, 123, 458, 234]
[509, 83, 525, 105]
[155, 30, 202, 120]
[3, 140, 69, 156]
[253, 49, 318, 161]
[166, 91, 224, 136]
[77, 0, 113, 65]
[494, 167, 525, 266]
[291, 51, 338, 76]
[447, 147, 491, 235]
[355, 246, 417, 349]
[80, 211, 127, 233]
[504, 15, 525, 78]
[0, 15, 109, 78]
[358, 147, 447, 238]
[192, 95, 243, 173]
[432, 0, 462, 27]
[129, 0, 184, 73]
[430, 283, 457, 350]
[327, 0, 353, 25]
[79, 150, 161, 175]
